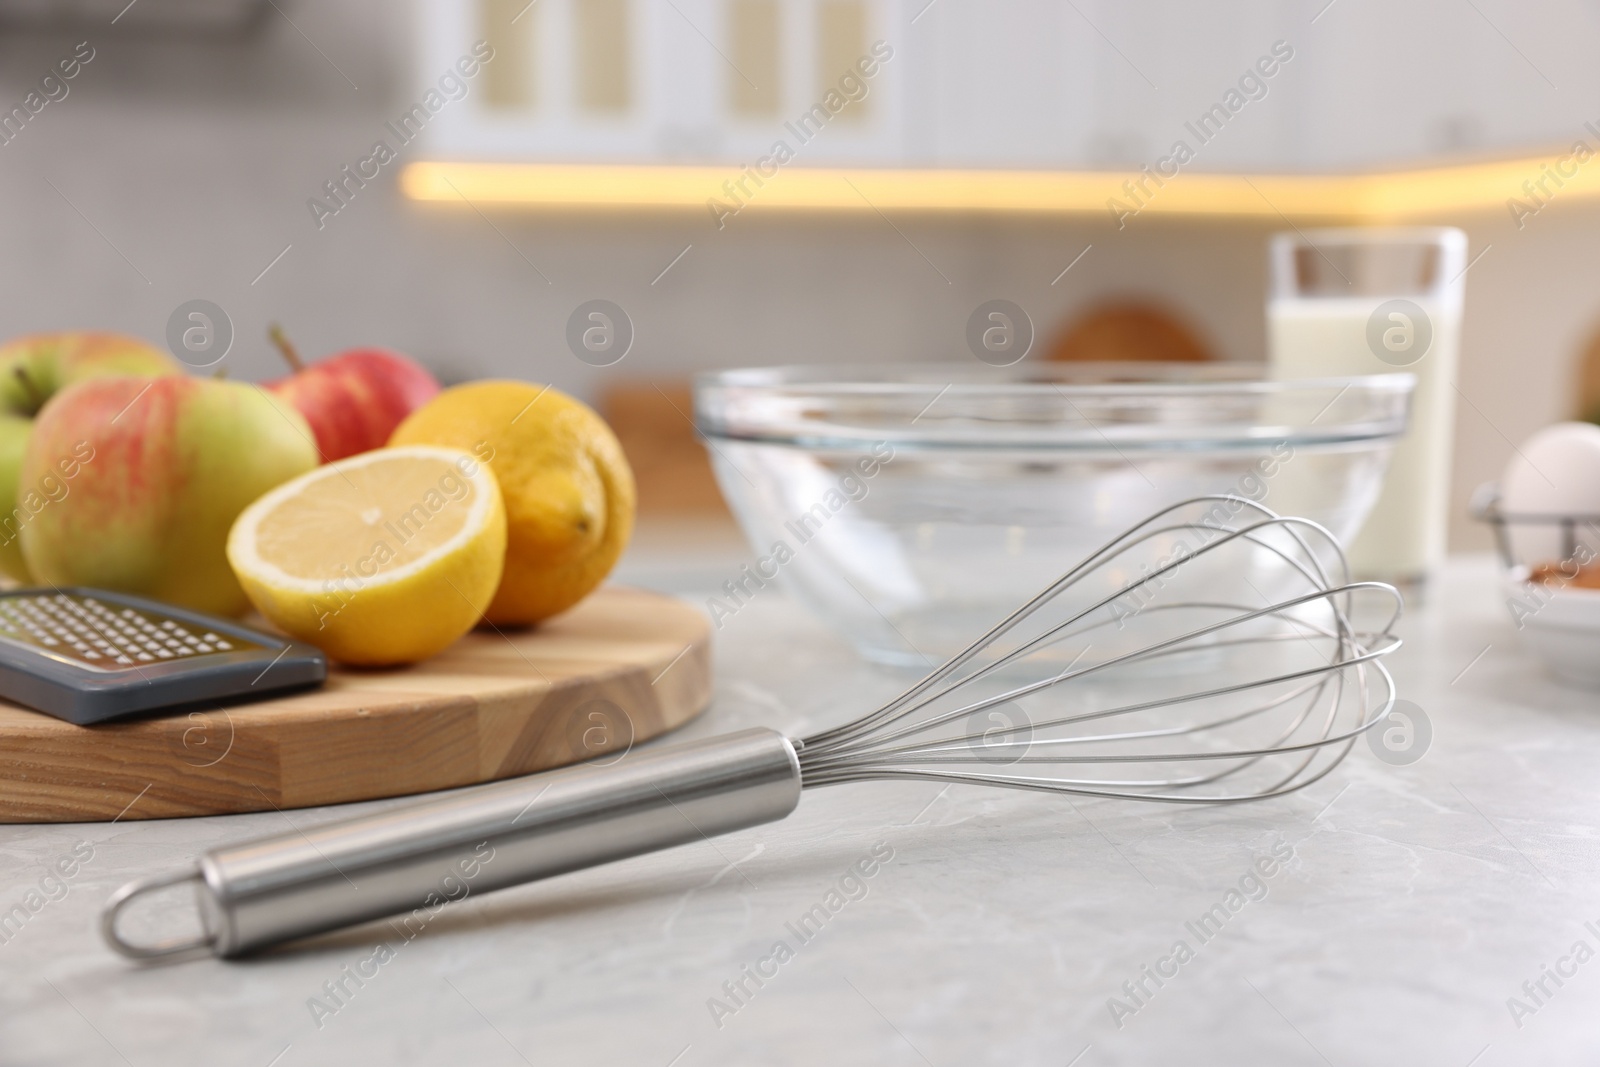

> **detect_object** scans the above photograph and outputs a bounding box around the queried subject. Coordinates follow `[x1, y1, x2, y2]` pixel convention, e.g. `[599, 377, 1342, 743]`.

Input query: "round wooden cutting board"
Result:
[0, 587, 711, 822]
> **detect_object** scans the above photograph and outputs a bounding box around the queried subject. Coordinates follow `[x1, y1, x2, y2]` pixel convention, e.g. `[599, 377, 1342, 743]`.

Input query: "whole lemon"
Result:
[389, 381, 635, 625]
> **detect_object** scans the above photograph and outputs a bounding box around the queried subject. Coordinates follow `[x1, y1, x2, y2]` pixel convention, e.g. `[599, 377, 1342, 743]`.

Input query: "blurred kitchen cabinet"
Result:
[420, 0, 905, 164]
[417, 0, 1597, 171]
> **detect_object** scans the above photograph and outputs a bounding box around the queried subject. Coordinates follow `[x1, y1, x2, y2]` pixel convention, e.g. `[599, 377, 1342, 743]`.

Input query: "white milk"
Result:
[1268, 296, 1459, 584]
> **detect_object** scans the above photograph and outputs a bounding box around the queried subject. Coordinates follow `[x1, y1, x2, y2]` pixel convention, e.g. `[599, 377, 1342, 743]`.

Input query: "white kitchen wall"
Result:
[0, 0, 1596, 554]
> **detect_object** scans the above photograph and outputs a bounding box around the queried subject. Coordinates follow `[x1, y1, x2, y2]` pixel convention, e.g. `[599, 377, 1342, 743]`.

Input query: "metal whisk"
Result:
[103, 497, 1402, 960]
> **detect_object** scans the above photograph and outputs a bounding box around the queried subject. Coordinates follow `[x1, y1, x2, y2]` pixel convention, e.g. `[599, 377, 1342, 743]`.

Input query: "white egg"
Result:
[1500, 421, 1600, 565]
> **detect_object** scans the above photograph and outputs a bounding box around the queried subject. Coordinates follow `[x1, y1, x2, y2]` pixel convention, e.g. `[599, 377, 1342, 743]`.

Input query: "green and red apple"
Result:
[0, 332, 181, 581]
[19, 376, 319, 616]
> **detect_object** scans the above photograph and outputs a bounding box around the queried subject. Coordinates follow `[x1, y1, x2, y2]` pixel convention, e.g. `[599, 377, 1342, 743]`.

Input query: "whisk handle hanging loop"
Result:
[103, 729, 802, 959]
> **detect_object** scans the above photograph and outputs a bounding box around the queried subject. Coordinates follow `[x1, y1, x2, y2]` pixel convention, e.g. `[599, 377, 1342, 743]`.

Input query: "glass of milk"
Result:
[1268, 227, 1467, 590]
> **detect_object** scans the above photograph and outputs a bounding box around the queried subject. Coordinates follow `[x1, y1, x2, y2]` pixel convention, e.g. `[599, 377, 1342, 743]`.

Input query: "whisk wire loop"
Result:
[796, 495, 1403, 804]
[802, 498, 1357, 753]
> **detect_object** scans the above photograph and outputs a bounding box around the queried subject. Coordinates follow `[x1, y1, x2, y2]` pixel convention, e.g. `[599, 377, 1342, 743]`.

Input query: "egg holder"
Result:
[1470, 484, 1600, 688]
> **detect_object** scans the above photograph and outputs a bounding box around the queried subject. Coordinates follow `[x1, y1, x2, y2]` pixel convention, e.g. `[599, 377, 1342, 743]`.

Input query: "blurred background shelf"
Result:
[400, 155, 1600, 219]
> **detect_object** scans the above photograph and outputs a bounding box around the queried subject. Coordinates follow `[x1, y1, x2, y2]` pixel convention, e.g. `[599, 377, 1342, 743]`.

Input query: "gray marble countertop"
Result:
[2, 546, 1597, 1067]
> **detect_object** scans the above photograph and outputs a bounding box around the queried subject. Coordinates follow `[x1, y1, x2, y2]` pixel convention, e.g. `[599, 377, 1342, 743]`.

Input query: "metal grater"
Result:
[0, 588, 325, 725]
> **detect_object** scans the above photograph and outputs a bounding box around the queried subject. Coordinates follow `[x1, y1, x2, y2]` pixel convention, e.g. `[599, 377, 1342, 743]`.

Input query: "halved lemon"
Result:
[227, 445, 506, 666]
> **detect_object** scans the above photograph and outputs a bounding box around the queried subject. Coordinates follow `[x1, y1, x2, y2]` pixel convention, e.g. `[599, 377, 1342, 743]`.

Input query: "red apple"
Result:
[262, 327, 440, 463]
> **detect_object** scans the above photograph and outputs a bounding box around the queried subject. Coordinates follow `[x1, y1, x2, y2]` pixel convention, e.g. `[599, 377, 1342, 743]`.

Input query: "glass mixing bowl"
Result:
[695, 363, 1413, 665]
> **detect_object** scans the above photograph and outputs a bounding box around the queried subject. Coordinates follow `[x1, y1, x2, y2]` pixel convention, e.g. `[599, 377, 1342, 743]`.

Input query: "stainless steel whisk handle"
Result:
[102, 729, 802, 959]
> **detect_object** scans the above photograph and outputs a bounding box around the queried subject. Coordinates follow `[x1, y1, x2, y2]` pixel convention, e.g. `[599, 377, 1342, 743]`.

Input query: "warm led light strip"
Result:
[400, 152, 1600, 220]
